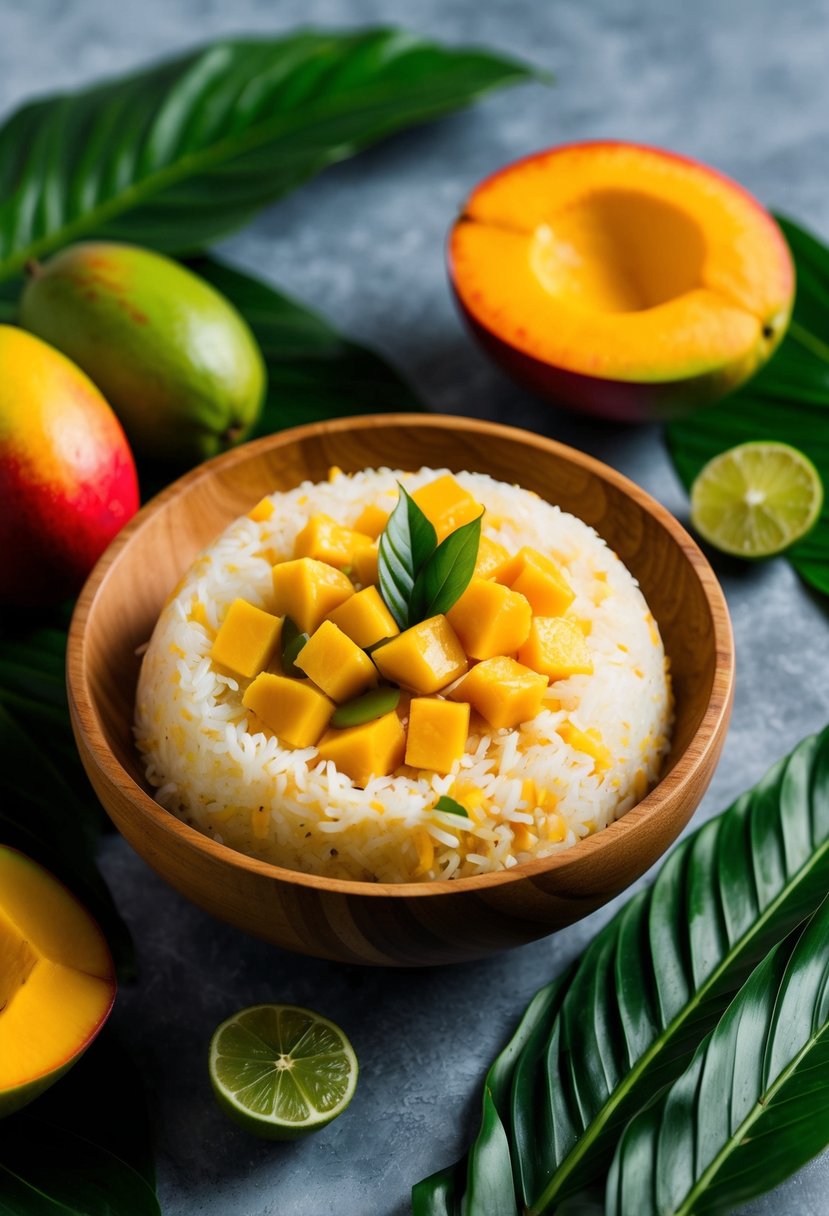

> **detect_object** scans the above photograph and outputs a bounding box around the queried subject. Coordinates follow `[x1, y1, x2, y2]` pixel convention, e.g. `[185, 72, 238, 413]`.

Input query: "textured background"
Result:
[3, 0, 829, 1212]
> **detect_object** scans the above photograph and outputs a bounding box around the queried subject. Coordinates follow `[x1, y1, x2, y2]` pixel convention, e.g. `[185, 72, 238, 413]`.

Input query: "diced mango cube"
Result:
[271, 558, 354, 634]
[497, 547, 574, 616]
[316, 711, 405, 787]
[328, 586, 400, 649]
[405, 697, 470, 774]
[353, 504, 389, 540]
[557, 723, 613, 771]
[373, 615, 467, 694]
[247, 496, 274, 522]
[353, 542, 379, 587]
[412, 474, 482, 540]
[517, 617, 594, 681]
[293, 513, 373, 569]
[209, 599, 282, 679]
[242, 673, 334, 747]
[295, 620, 377, 702]
[475, 535, 511, 580]
[446, 578, 531, 660]
[450, 656, 547, 730]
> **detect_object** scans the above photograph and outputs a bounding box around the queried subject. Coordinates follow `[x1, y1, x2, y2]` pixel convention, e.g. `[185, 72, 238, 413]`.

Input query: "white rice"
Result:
[134, 468, 672, 883]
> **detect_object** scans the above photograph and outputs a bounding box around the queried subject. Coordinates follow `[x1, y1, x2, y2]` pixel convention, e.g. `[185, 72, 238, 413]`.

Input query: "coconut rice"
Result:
[134, 467, 673, 882]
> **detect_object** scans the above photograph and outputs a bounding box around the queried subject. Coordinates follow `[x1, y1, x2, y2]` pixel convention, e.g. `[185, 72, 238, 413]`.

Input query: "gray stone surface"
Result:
[3, 0, 829, 1211]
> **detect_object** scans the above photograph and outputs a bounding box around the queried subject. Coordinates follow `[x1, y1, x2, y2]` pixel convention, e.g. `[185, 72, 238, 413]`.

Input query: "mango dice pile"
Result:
[207, 475, 598, 788]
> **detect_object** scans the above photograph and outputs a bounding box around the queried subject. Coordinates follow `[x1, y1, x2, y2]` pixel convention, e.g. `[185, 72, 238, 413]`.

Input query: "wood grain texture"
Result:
[67, 415, 734, 966]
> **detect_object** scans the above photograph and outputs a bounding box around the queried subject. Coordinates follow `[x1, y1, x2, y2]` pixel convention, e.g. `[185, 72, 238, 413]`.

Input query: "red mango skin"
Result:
[0, 326, 139, 606]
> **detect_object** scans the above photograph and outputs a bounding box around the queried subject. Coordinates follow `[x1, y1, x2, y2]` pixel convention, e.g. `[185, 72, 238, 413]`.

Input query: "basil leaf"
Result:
[410, 512, 482, 622]
[434, 795, 469, 819]
[378, 484, 437, 628]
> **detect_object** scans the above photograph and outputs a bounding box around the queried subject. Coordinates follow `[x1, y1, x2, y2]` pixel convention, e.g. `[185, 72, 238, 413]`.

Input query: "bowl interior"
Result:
[81, 416, 722, 861]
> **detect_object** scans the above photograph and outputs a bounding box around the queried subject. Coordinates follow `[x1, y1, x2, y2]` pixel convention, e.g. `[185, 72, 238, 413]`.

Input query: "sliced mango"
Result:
[317, 711, 406, 786]
[373, 615, 467, 695]
[405, 697, 470, 774]
[247, 496, 274, 522]
[210, 598, 283, 680]
[412, 474, 482, 541]
[242, 672, 334, 748]
[271, 558, 354, 635]
[474, 535, 511, 580]
[518, 617, 594, 681]
[328, 585, 400, 650]
[353, 503, 389, 540]
[295, 620, 378, 702]
[498, 547, 574, 616]
[446, 578, 531, 660]
[353, 542, 379, 588]
[557, 722, 613, 771]
[293, 513, 373, 569]
[450, 655, 547, 730]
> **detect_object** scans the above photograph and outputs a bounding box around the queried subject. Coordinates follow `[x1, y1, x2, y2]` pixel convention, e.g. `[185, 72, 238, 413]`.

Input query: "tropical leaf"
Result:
[413, 724, 829, 1213]
[378, 484, 438, 628]
[667, 216, 829, 595]
[606, 896, 829, 1216]
[409, 510, 483, 623]
[0, 29, 537, 282]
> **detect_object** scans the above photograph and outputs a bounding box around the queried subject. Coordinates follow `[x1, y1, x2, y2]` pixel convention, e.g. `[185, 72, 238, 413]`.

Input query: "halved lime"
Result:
[690, 441, 823, 558]
[209, 1004, 358, 1140]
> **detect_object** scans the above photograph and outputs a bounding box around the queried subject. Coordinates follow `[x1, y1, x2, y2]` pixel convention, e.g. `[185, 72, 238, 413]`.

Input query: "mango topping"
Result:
[405, 697, 471, 774]
[446, 578, 532, 660]
[295, 620, 378, 703]
[247, 496, 274, 522]
[353, 503, 389, 540]
[557, 723, 613, 772]
[242, 673, 334, 749]
[450, 655, 547, 730]
[271, 558, 354, 634]
[353, 542, 379, 587]
[328, 586, 400, 650]
[210, 598, 283, 679]
[293, 513, 373, 569]
[498, 546, 575, 616]
[373, 615, 467, 695]
[412, 474, 482, 541]
[474, 535, 511, 580]
[518, 617, 594, 681]
[316, 711, 406, 787]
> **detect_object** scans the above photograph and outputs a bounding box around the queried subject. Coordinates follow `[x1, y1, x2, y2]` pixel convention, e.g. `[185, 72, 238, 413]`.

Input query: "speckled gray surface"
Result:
[3, 0, 829, 1212]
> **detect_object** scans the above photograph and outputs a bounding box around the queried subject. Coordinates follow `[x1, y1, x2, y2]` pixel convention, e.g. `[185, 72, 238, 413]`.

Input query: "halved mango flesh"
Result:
[0, 846, 116, 1116]
[449, 142, 794, 420]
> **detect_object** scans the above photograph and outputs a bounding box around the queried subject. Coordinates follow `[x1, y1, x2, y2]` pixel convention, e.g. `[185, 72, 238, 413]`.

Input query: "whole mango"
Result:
[20, 243, 267, 463]
[0, 326, 139, 605]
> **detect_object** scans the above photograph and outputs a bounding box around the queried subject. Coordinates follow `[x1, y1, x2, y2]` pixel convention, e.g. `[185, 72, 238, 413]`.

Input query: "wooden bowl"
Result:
[67, 415, 734, 966]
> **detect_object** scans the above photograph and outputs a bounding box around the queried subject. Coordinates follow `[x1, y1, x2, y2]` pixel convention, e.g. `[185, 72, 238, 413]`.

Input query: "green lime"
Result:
[209, 1004, 358, 1140]
[690, 441, 823, 558]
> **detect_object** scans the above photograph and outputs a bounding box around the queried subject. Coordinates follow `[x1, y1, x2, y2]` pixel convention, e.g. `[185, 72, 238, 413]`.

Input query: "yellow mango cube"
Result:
[412, 474, 482, 540]
[209, 599, 282, 679]
[517, 617, 594, 681]
[316, 711, 406, 787]
[353, 542, 379, 587]
[293, 513, 373, 569]
[373, 615, 467, 694]
[242, 673, 334, 748]
[557, 723, 613, 771]
[328, 586, 400, 650]
[271, 558, 354, 634]
[498, 547, 574, 616]
[450, 655, 547, 730]
[353, 503, 389, 540]
[295, 620, 377, 702]
[405, 697, 470, 774]
[475, 535, 511, 580]
[446, 578, 531, 660]
[247, 496, 274, 522]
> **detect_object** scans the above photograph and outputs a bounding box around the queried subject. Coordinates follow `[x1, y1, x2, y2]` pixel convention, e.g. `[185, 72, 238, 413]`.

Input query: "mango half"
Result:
[449, 142, 795, 421]
[21, 243, 266, 462]
[0, 846, 116, 1117]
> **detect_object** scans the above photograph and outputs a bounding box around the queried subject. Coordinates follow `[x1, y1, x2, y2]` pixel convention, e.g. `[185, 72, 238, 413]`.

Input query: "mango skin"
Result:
[0, 326, 139, 606]
[20, 243, 267, 462]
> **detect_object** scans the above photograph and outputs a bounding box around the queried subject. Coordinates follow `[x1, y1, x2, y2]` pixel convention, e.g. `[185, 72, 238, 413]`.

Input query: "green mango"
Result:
[20, 243, 266, 463]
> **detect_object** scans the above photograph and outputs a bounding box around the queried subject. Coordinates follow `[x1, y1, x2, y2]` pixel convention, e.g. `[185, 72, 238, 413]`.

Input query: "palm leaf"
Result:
[667, 216, 829, 595]
[606, 895, 829, 1216]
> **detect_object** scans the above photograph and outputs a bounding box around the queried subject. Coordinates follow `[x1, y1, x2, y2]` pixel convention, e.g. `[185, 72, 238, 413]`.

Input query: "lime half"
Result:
[209, 1004, 358, 1140]
[690, 441, 823, 558]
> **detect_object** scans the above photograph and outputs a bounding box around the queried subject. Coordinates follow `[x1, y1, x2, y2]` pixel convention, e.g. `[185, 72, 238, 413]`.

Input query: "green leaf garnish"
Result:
[280, 618, 309, 676]
[331, 685, 401, 728]
[434, 795, 469, 819]
[378, 483, 437, 628]
[409, 511, 483, 622]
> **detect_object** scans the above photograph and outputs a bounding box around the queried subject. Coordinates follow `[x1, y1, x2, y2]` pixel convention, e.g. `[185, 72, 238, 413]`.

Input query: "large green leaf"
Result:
[413, 724, 829, 1213]
[0, 29, 537, 282]
[606, 896, 829, 1216]
[667, 216, 829, 595]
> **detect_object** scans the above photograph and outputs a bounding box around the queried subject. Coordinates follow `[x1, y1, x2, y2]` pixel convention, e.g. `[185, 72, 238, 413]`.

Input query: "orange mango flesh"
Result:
[0, 847, 115, 1115]
[450, 142, 794, 397]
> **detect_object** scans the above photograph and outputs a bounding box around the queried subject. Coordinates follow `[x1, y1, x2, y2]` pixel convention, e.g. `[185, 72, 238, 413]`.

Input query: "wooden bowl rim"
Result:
[68, 413, 734, 901]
